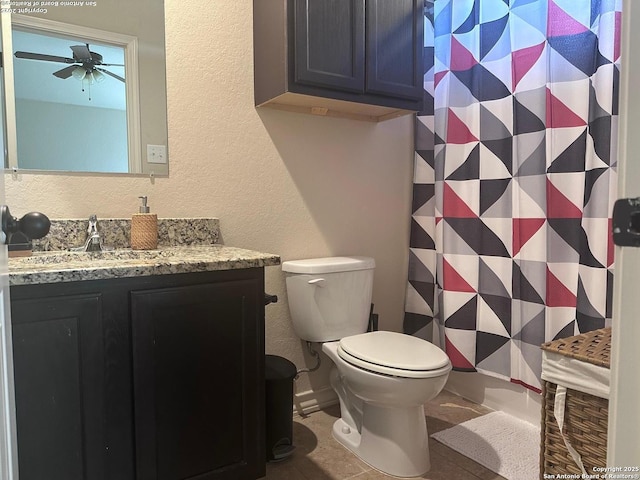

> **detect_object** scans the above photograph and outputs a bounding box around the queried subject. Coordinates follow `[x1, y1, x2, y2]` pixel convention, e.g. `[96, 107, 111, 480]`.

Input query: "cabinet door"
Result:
[132, 279, 264, 480]
[11, 294, 105, 480]
[294, 0, 365, 92]
[366, 0, 423, 100]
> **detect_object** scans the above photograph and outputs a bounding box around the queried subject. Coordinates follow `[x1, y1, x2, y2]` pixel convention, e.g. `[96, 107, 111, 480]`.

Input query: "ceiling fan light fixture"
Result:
[71, 66, 87, 81]
[92, 69, 106, 83]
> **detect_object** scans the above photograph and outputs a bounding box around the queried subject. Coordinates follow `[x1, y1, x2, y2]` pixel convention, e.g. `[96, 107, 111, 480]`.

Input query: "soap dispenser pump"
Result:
[131, 196, 158, 250]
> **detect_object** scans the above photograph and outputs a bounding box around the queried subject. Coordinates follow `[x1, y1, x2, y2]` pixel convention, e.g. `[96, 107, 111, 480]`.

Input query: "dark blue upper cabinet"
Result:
[294, 0, 366, 92]
[254, 0, 424, 122]
[365, 0, 423, 100]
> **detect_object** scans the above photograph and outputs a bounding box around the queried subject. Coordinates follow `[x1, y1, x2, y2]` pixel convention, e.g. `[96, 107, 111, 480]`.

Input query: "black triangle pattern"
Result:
[410, 280, 436, 308]
[613, 65, 620, 116]
[417, 149, 435, 169]
[408, 250, 434, 283]
[548, 32, 610, 77]
[412, 184, 434, 212]
[512, 262, 544, 305]
[424, 47, 435, 75]
[480, 179, 511, 215]
[553, 321, 576, 341]
[447, 144, 480, 180]
[403, 312, 433, 336]
[583, 168, 607, 206]
[480, 14, 509, 60]
[409, 218, 435, 250]
[446, 218, 511, 257]
[452, 65, 511, 102]
[454, 3, 480, 34]
[576, 277, 603, 319]
[482, 137, 513, 174]
[476, 332, 510, 364]
[606, 270, 614, 319]
[589, 116, 612, 165]
[480, 293, 512, 335]
[445, 295, 478, 330]
[547, 219, 604, 268]
[589, 81, 610, 121]
[513, 97, 546, 134]
[547, 130, 587, 173]
[576, 311, 606, 333]
[420, 91, 435, 118]
[513, 308, 546, 346]
[416, 116, 435, 151]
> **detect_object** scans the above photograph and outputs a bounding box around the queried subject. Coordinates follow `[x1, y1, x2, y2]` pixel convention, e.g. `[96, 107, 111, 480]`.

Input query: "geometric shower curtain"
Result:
[404, 0, 621, 392]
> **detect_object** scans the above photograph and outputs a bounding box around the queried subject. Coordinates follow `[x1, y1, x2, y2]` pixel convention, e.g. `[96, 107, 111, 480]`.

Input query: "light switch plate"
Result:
[147, 144, 167, 164]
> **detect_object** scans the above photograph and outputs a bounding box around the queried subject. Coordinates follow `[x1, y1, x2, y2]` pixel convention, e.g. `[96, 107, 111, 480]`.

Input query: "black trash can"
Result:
[265, 354, 297, 462]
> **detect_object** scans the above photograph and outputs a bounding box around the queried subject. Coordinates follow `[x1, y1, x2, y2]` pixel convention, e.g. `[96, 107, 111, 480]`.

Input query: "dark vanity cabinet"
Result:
[254, 0, 424, 121]
[10, 268, 266, 480]
[11, 293, 106, 480]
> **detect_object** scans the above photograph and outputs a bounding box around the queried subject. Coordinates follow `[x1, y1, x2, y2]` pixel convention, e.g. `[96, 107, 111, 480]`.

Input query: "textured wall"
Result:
[4, 0, 415, 399]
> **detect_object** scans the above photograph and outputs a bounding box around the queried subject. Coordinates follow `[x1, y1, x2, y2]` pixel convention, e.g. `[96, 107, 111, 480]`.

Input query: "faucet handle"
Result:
[87, 215, 98, 233]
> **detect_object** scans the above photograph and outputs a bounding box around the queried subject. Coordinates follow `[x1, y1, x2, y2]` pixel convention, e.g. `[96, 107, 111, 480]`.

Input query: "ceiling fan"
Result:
[14, 43, 125, 84]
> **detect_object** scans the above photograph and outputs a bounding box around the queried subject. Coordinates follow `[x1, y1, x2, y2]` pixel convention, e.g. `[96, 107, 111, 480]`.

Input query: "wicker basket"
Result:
[539, 327, 611, 478]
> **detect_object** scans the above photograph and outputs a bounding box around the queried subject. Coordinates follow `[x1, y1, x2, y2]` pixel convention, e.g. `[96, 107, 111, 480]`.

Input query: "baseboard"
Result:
[444, 371, 542, 425]
[293, 386, 338, 416]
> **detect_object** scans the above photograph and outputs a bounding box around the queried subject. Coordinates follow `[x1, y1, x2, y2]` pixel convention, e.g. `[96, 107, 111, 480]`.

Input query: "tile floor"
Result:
[261, 390, 507, 480]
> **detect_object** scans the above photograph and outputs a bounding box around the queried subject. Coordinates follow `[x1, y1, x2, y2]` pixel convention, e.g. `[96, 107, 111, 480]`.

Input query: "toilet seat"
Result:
[337, 331, 451, 379]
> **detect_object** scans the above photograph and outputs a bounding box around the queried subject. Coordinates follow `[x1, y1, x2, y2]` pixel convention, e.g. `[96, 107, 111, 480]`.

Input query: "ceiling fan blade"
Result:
[96, 67, 125, 82]
[53, 65, 78, 79]
[70, 44, 92, 62]
[100, 63, 125, 67]
[15, 51, 76, 64]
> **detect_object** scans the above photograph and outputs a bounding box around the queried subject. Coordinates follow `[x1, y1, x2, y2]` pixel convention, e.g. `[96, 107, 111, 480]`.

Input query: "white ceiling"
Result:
[13, 28, 126, 110]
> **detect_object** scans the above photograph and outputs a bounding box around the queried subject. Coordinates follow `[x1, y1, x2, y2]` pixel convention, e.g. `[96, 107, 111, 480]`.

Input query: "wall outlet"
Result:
[147, 145, 167, 164]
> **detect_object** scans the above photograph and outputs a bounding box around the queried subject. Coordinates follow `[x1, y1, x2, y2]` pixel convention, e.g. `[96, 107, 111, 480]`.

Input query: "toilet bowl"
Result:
[282, 257, 452, 477]
[323, 332, 451, 477]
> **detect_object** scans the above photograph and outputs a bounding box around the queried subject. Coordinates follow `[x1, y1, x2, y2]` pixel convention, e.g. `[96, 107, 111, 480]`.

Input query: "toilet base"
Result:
[331, 403, 431, 478]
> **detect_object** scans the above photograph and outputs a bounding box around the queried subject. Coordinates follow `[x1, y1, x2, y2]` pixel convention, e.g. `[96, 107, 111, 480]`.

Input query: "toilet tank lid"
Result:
[282, 256, 375, 274]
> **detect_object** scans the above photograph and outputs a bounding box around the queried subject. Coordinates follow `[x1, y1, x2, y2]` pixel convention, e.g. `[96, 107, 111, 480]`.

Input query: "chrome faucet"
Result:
[74, 215, 107, 252]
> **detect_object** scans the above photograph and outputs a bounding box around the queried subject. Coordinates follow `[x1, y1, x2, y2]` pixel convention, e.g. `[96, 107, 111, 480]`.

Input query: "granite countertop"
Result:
[9, 245, 281, 286]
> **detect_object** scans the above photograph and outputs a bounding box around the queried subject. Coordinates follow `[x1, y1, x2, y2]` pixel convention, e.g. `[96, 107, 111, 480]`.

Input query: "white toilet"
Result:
[282, 256, 452, 478]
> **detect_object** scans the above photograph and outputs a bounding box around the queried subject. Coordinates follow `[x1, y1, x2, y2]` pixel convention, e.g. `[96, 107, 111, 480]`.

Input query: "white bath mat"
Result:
[431, 411, 540, 480]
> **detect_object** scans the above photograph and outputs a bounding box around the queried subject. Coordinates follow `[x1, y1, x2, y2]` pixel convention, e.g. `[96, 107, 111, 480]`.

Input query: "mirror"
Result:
[2, 1, 168, 175]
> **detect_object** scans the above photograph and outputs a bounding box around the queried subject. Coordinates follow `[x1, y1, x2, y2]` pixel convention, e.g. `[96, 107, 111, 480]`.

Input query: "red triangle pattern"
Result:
[546, 88, 587, 128]
[445, 335, 475, 370]
[443, 258, 477, 293]
[510, 378, 542, 394]
[546, 268, 577, 307]
[434, 70, 448, 88]
[512, 218, 546, 256]
[447, 109, 479, 144]
[615, 11, 622, 62]
[547, 179, 583, 218]
[547, 1, 589, 37]
[450, 36, 478, 71]
[512, 42, 545, 90]
[443, 184, 478, 218]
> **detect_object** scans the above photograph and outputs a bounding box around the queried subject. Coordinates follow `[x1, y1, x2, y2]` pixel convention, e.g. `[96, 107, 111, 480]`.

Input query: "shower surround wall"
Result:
[405, 0, 620, 395]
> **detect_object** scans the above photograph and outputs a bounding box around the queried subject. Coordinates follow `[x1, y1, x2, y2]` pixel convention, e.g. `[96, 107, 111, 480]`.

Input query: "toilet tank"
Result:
[281, 257, 375, 342]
